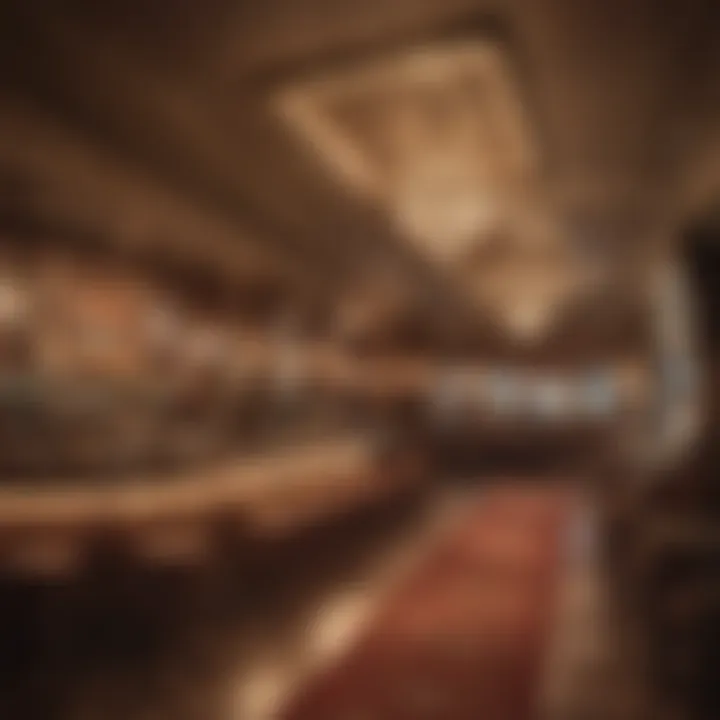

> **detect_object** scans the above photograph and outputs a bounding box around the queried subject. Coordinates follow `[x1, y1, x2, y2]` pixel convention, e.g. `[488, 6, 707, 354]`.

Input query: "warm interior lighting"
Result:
[275, 40, 594, 343]
[274, 41, 538, 264]
[504, 299, 558, 342]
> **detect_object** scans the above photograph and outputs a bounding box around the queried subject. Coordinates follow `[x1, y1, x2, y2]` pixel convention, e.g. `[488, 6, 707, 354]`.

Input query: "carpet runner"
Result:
[281, 485, 574, 720]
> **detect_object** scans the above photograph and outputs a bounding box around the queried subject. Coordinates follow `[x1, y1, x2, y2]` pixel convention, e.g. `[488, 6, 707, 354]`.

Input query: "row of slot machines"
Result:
[430, 367, 627, 424]
[0, 245, 655, 481]
[0, 250, 435, 571]
[0, 250, 380, 479]
[0, 251, 432, 571]
[421, 363, 652, 472]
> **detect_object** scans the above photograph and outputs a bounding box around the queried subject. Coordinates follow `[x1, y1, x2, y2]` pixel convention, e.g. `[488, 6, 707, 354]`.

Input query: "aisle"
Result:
[281, 485, 574, 720]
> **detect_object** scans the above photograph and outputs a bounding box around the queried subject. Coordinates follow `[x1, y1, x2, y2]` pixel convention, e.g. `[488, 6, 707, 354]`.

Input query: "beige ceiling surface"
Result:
[0, 0, 717, 344]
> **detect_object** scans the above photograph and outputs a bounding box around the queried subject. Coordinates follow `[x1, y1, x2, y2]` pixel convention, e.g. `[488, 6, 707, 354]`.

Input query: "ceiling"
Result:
[0, 0, 718, 350]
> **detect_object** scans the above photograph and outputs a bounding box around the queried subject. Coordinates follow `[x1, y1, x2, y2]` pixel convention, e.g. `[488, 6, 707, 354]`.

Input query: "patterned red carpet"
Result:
[282, 485, 575, 720]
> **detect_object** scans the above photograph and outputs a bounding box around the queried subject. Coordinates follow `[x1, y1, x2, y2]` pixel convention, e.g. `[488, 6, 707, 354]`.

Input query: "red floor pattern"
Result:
[282, 486, 574, 720]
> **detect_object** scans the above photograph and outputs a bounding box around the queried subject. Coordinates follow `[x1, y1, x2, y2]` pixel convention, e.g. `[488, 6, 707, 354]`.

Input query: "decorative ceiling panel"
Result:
[274, 40, 539, 264]
[273, 37, 628, 345]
